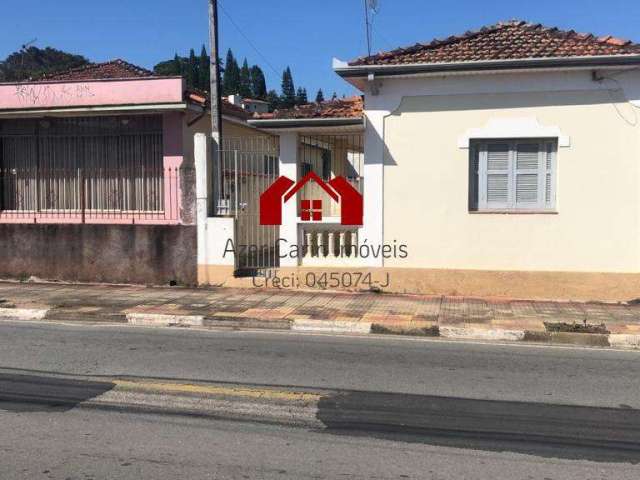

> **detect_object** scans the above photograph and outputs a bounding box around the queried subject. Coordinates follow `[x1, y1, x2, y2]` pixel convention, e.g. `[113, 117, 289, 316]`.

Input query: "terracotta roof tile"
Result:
[41, 59, 155, 81]
[188, 89, 251, 120]
[349, 20, 640, 66]
[222, 99, 251, 120]
[254, 96, 363, 120]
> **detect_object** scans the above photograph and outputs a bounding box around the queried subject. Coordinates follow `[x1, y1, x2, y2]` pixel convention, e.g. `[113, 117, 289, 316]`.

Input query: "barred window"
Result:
[0, 115, 164, 214]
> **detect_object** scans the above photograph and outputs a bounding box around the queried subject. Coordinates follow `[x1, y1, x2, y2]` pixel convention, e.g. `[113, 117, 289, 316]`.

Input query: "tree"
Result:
[0, 46, 90, 82]
[280, 66, 296, 108]
[198, 45, 210, 91]
[174, 53, 183, 76]
[265, 89, 280, 112]
[331, 91, 338, 101]
[154, 47, 276, 98]
[183, 48, 198, 90]
[153, 53, 184, 77]
[295, 87, 308, 105]
[250, 65, 267, 99]
[238, 58, 253, 98]
[315, 89, 325, 103]
[222, 49, 240, 95]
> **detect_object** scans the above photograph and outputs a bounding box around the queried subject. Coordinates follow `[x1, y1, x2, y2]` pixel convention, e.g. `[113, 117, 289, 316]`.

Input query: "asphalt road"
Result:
[1, 321, 640, 479]
[2, 407, 639, 480]
[0, 321, 638, 407]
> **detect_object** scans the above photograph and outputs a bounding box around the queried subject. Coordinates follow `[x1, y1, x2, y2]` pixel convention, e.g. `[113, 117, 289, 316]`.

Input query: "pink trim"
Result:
[163, 112, 184, 221]
[0, 78, 184, 110]
[0, 215, 180, 225]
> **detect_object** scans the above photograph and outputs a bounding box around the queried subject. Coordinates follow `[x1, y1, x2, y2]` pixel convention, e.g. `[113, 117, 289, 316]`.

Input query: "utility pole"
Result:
[209, 0, 222, 215]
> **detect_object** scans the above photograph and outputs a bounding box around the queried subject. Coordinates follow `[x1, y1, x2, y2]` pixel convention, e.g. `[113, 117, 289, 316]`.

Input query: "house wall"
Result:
[335, 68, 640, 299]
[0, 111, 196, 285]
[0, 77, 184, 110]
[184, 114, 273, 148]
[382, 87, 640, 273]
[0, 224, 197, 285]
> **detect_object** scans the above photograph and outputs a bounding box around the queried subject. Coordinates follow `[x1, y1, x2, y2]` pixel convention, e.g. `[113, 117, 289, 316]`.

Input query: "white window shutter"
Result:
[514, 142, 540, 206]
[472, 139, 557, 212]
[485, 143, 510, 208]
[544, 141, 556, 207]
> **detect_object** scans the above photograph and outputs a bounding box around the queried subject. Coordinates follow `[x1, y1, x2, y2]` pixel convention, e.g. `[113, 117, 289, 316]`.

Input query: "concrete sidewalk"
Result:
[0, 281, 639, 349]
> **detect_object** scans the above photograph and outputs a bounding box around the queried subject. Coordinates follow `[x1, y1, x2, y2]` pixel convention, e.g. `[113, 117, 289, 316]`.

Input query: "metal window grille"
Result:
[0, 115, 179, 223]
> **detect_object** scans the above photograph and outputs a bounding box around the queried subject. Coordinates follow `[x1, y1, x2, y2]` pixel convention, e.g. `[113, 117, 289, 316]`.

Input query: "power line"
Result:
[371, 22, 396, 52]
[217, 0, 281, 77]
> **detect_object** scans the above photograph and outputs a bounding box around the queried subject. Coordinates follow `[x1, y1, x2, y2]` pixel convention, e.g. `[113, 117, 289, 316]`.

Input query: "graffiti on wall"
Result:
[14, 83, 96, 106]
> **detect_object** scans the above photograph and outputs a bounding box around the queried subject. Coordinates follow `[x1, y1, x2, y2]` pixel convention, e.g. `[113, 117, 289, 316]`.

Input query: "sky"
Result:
[1, 0, 639, 98]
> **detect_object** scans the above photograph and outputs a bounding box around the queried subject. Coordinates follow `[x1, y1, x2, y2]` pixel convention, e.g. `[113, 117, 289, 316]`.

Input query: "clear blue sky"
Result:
[1, 0, 638, 97]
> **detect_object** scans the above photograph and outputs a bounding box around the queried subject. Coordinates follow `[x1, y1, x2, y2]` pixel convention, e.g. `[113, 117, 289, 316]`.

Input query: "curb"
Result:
[609, 334, 640, 349]
[126, 313, 204, 327]
[204, 316, 292, 331]
[0, 307, 49, 321]
[3, 307, 638, 351]
[292, 319, 372, 334]
[439, 326, 525, 342]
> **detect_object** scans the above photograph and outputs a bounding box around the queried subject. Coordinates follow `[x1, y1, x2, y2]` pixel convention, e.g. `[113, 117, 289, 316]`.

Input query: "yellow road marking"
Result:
[114, 380, 322, 402]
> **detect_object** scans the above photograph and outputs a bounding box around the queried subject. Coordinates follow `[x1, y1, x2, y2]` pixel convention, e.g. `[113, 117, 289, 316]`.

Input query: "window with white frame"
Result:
[469, 139, 557, 211]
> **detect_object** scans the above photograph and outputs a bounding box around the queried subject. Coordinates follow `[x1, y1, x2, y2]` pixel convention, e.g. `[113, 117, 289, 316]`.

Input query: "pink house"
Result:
[0, 59, 248, 285]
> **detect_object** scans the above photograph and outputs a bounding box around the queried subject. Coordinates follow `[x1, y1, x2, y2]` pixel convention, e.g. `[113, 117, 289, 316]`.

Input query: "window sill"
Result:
[469, 210, 558, 215]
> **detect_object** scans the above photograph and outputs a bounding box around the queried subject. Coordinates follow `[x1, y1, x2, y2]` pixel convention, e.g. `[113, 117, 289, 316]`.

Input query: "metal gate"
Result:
[215, 136, 280, 275]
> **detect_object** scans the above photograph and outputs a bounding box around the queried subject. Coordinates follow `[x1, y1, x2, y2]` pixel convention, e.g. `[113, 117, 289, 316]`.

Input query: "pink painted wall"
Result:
[163, 111, 185, 223]
[163, 111, 184, 168]
[0, 78, 184, 110]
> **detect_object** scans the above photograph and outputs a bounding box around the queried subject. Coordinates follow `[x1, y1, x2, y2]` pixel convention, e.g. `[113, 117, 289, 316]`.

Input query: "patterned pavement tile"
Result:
[440, 297, 467, 325]
[491, 318, 546, 330]
[3, 282, 640, 336]
[464, 298, 492, 324]
[581, 304, 617, 323]
[242, 307, 295, 319]
[211, 311, 251, 318]
[491, 301, 516, 321]
[414, 297, 443, 322]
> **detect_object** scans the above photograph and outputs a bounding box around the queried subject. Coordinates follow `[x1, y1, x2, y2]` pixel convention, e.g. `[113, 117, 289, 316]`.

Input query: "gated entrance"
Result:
[215, 136, 280, 274]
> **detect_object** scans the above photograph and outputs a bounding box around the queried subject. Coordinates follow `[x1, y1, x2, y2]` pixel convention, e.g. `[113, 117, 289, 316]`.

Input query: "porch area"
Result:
[208, 130, 365, 274]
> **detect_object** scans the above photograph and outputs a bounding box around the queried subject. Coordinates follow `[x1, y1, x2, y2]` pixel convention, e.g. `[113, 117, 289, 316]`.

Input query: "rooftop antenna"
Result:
[363, 0, 379, 58]
[21, 38, 37, 51]
[19, 38, 37, 66]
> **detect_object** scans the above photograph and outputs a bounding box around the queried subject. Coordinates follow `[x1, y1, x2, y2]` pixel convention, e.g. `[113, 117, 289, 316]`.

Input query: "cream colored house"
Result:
[198, 21, 640, 301]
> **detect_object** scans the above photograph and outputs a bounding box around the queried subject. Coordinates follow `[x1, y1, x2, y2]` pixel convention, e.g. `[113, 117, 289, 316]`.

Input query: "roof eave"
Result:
[248, 116, 364, 129]
[334, 54, 640, 80]
[0, 103, 189, 118]
[0, 75, 183, 86]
